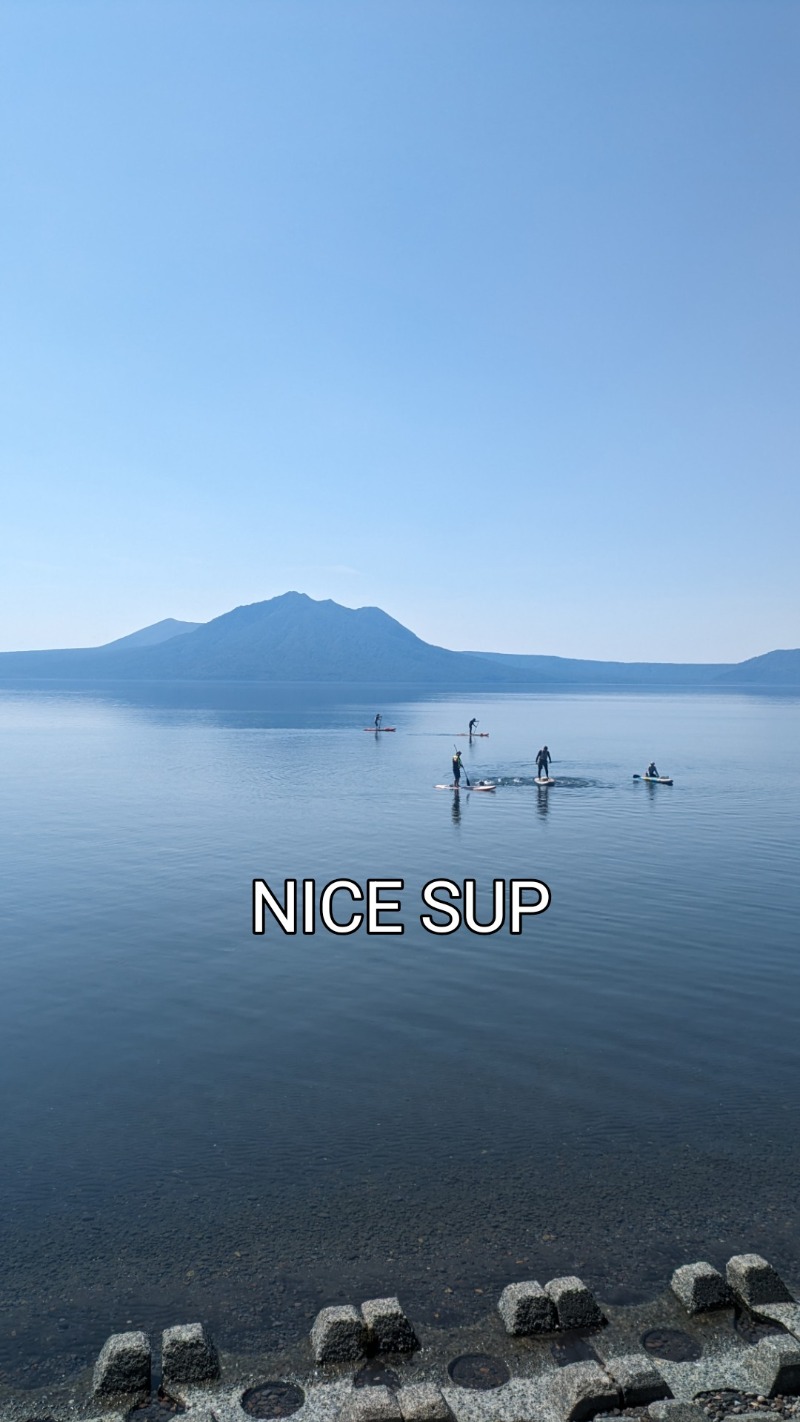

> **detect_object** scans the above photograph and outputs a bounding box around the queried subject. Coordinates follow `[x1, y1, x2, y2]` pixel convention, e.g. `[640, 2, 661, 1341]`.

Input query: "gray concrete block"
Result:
[648, 1405, 706, 1422]
[162, 1321, 220, 1384]
[498, 1279, 557, 1336]
[312, 1305, 369, 1364]
[670, 1262, 732, 1315]
[92, 1329, 152, 1399]
[546, 1276, 606, 1331]
[748, 1301, 800, 1338]
[361, 1296, 418, 1353]
[397, 1384, 451, 1422]
[546, 1359, 618, 1422]
[726, 1254, 793, 1307]
[603, 1353, 670, 1406]
[742, 1335, 800, 1396]
[341, 1385, 403, 1422]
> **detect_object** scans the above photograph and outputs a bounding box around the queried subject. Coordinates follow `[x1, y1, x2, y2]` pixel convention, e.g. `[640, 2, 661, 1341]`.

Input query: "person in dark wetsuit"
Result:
[374, 713, 382, 730]
[536, 745, 552, 778]
[647, 761, 659, 778]
[452, 750, 463, 787]
[468, 717, 478, 737]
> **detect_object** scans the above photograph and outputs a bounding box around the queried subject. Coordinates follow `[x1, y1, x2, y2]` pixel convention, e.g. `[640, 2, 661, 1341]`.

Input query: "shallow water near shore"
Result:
[1, 682, 799, 1390]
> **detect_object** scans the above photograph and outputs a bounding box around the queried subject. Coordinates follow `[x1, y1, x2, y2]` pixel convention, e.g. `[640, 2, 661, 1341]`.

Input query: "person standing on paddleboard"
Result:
[374, 713, 382, 730]
[536, 746, 552, 778]
[452, 750, 463, 787]
[468, 717, 478, 737]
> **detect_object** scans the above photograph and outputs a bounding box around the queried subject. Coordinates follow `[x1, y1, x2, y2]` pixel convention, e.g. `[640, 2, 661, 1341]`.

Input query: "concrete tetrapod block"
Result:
[341, 1385, 403, 1422]
[547, 1359, 619, 1422]
[747, 1301, 800, 1338]
[92, 1329, 152, 1399]
[361, 1296, 419, 1353]
[602, 1353, 671, 1406]
[161, 1321, 220, 1385]
[648, 1404, 707, 1422]
[546, 1277, 606, 1331]
[498, 1280, 558, 1335]
[670, 1262, 732, 1315]
[397, 1384, 451, 1422]
[742, 1335, 800, 1396]
[726, 1254, 793, 1308]
[312, 1305, 369, 1364]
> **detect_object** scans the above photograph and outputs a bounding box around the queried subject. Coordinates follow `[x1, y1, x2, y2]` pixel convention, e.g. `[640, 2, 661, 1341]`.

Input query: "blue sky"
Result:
[1, 0, 797, 661]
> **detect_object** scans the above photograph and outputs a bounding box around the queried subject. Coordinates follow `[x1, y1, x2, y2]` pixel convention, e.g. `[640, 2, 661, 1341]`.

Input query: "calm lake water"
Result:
[1, 682, 799, 1388]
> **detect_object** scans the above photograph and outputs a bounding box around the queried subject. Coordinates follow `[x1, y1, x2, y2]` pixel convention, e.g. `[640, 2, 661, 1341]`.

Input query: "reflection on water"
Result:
[0, 681, 799, 1384]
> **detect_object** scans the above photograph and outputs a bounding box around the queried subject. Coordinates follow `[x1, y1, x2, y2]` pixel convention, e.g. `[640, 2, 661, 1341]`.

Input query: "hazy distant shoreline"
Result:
[1, 593, 798, 685]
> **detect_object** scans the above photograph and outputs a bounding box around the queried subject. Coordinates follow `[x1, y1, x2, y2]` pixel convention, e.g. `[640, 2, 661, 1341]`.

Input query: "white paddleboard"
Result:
[534, 776, 555, 785]
[435, 783, 496, 792]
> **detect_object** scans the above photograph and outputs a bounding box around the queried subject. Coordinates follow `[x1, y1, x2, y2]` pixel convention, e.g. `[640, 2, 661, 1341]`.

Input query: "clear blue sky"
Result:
[1, 0, 797, 661]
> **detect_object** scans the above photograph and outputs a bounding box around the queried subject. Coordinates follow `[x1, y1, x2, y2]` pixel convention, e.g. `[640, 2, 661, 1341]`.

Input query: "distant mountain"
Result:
[0, 594, 506, 684]
[109, 594, 505, 684]
[714, 648, 800, 685]
[468, 650, 727, 686]
[0, 593, 796, 685]
[98, 618, 203, 650]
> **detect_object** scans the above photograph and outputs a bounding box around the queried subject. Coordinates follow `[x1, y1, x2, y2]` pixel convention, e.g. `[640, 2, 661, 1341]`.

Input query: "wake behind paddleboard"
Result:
[435, 783, 496, 792]
[364, 727, 396, 732]
[634, 774, 673, 784]
[534, 777, 555, 785]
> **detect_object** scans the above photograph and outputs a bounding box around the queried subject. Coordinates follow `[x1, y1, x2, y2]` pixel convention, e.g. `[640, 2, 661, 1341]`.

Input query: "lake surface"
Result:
[1, 682, 799, 1389]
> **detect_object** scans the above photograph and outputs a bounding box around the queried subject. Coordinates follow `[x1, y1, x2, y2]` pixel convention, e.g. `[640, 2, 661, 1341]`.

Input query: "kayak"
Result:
[534, 777, 555, 785]
[364, 727, 396, 732]
[435, 782, 496, 793]
[634, 773, 673, 784]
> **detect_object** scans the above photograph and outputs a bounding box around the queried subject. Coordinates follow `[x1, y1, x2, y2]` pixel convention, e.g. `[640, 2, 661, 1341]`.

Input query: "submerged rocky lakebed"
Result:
[0, 681, 798, 1393]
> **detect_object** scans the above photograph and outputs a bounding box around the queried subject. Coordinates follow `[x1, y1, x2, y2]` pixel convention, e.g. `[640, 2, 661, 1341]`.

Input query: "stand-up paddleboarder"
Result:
[536, 745, 552, 778]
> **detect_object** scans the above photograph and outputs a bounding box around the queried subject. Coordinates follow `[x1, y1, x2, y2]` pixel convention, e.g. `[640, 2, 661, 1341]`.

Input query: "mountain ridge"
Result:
[99, 617, 203, 650]
[0, 592, 797, 685]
